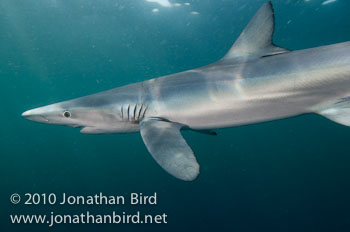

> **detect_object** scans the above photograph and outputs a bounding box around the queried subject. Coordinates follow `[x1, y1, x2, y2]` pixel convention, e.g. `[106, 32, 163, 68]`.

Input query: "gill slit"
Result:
[133, 104, 137, 121]
[127, 104, 130, 121]
[142, 105, 149, 119]
[138, 105, 143, 121]
[120, 103, 148, 122]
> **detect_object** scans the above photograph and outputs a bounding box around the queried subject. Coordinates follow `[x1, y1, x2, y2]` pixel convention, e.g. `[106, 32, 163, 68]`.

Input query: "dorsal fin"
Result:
[223, 1, 289, 60]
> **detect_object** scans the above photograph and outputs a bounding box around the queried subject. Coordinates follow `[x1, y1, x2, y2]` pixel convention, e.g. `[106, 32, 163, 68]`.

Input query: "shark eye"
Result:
[63, 111, 71, 118]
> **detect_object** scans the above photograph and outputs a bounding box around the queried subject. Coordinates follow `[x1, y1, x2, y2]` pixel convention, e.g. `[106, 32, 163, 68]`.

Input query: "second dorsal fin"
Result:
[223, 1, 289, 60]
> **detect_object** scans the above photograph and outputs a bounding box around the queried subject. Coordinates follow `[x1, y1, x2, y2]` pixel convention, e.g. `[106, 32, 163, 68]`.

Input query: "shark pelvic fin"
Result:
[139, 118, 200, 181]
[223, 1, 289, 60]
[318, 98, 350, 126]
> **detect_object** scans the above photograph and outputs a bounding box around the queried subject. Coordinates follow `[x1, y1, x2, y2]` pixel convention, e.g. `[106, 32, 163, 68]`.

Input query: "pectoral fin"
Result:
[139, 118, 200, 181]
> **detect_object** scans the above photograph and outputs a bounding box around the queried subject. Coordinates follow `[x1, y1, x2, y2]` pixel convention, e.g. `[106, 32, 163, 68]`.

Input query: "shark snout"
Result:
[22, 108, 50, 123]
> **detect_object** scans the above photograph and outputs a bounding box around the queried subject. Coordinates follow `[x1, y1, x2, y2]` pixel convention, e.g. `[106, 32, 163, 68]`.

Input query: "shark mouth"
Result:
[68, 124, 83, 128]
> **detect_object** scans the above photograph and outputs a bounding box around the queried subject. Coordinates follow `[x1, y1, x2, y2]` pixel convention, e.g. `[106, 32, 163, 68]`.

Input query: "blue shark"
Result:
[22, 2, 350, 181]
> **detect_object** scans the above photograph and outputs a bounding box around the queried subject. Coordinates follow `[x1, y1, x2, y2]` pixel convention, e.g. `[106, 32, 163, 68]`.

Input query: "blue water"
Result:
[1, 0, 350, 231]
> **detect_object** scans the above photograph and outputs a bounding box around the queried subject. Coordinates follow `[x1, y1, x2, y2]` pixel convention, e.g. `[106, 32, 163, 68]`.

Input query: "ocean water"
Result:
[1, 0, 350, 231]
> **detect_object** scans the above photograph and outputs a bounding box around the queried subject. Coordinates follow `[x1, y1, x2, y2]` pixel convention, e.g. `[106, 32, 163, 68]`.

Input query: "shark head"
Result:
[22, 87, 144, 134]
[21, 101, 109, 131]
[22, 102, 76, 126]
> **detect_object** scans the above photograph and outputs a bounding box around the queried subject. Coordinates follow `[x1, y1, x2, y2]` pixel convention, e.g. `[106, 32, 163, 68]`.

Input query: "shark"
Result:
[22, 1, 350, 181]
